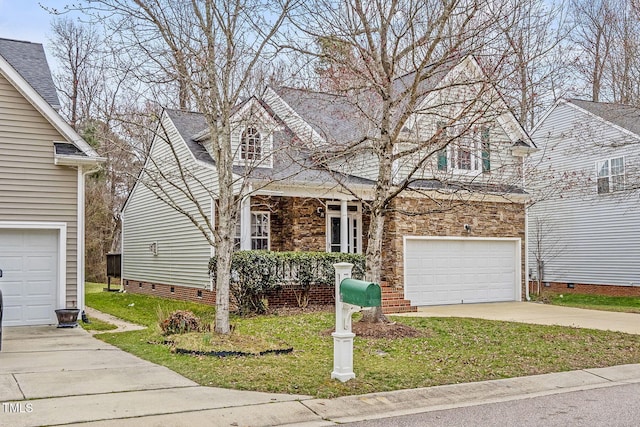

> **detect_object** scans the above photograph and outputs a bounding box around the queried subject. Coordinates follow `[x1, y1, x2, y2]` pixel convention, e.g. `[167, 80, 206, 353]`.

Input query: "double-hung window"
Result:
[234, 212, 270, 250]
[437, 124, 490, 173]
[597, 157, 625, 194]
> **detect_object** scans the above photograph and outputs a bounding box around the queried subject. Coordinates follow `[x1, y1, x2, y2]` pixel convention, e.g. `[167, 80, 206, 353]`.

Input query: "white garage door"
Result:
[0, 229, 59, 326]
[404, 237, 520, 306]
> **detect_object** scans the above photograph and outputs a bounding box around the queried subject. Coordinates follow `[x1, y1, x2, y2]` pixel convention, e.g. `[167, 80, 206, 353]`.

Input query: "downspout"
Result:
[77, 164, 102, 316]
[522, 156, 531, 301]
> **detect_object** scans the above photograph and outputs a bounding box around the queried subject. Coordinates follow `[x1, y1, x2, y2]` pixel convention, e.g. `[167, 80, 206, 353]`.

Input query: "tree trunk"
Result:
[361, 208, 388, 323]
[212, 125, 236, 334]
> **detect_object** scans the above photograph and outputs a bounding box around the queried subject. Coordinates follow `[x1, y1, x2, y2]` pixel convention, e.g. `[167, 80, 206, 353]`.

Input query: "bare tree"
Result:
[73, 0, 296, 334]
[569, 0, 617, 102]
[48, 15, 145, 282]
[529, 215, 564, 295]
[488, 0, 570, 129]
[50, 17, 103, 129]
[289, 0, 526, 322]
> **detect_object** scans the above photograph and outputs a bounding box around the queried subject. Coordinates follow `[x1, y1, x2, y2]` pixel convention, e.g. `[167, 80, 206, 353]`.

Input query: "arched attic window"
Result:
[240, 127, 262, 161]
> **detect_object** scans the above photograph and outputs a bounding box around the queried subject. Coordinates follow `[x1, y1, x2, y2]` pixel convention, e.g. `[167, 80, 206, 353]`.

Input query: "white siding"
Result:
[122, 114, 216, 288]
[528, 102, 640, 287]
[327, 149, 380, 182]
[393, 118, 523, 187]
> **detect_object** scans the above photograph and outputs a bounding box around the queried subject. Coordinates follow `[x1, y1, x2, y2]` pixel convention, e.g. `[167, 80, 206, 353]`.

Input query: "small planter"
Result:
[55, 308, 80, 328]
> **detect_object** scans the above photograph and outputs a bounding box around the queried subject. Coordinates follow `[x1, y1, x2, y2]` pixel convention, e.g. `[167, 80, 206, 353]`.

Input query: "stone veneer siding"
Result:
[382, 196, 526, 296]
[124, 195, 525, 311]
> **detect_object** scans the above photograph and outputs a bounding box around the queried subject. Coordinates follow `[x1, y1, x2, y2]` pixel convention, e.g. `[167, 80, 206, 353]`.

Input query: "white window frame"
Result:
[240, 127, 262, 161]
[237, 126, 273, 168]
[234, 212, 270, 250]
[437, 123, 489, 175]
[250, 211, 270, 250]
[596, 156, 625, 194]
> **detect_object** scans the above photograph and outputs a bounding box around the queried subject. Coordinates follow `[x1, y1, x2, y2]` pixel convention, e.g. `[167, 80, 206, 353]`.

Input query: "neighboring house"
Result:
[0, 38, 104, 326]
[121, 56, 534, 312]
[528, 98, 640, 297]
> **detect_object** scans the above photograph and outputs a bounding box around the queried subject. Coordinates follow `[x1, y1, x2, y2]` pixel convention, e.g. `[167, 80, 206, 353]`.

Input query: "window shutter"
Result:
[481, 127, 490, 172]
[436, 121, 448, 171]
[437, 149, 448, 170]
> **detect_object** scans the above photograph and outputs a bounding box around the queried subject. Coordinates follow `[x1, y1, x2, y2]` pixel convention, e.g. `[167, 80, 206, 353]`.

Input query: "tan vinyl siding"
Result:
[122, 114, 216, 288]
[0, 73, 78, 304]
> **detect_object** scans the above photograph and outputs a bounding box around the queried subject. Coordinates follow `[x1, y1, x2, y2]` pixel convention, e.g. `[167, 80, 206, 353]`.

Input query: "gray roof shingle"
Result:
[0, 38, 61, 109]
[569, 99, 640, 137]
[165, 108, 374, 187]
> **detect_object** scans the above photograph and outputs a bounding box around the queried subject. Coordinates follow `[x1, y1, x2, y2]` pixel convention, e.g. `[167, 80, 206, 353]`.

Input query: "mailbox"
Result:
[340, 278, 381, 307]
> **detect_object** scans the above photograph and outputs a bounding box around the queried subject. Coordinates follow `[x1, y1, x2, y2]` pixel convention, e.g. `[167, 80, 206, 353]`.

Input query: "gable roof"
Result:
[567, 99, 640, 137]
[0, 38, 60, 110]
[0, 37, 103, 164]
[269, 55, 534, 151]
[164, 108, 374, 188]
[272, 87, 373, 144]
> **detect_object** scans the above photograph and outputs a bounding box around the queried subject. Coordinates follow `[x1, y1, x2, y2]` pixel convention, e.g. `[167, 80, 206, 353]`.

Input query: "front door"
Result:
[326, 203, 361, 253]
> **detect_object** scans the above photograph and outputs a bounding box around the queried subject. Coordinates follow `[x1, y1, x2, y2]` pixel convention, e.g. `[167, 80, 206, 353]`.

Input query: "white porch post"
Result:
[340, 199, 348, 253]
[240, 195, 252, 250]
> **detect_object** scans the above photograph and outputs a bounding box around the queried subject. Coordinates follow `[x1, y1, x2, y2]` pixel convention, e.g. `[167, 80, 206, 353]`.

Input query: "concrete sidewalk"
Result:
[394, 301, 640, 335]
[1, 303, 640, 426]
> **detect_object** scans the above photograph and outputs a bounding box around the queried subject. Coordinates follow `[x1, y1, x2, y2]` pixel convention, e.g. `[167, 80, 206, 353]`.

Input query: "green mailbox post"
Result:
[331, 263, 382, 382]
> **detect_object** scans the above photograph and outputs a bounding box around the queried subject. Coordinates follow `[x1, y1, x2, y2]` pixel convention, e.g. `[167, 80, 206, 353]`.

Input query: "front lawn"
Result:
[548, 293, 640, 314]
[85, 284, 640, 398]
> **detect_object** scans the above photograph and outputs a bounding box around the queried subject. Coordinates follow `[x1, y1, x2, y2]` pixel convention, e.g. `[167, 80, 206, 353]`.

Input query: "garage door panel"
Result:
[405, 238, 519, 306]
[0, 229, 59, 326]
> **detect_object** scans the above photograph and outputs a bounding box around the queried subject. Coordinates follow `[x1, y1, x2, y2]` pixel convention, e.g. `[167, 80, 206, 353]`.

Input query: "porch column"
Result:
[240, 195, 252, 250]
[340, 199, 349, 253]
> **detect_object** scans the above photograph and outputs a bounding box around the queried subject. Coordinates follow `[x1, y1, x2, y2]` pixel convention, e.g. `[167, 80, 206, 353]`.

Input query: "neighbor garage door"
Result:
[404, 237, 520, 306]
[0, 229, 59, 326]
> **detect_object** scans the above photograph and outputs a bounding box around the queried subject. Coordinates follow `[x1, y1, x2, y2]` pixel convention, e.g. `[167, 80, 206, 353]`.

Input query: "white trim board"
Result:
[0, 221, 68, 309]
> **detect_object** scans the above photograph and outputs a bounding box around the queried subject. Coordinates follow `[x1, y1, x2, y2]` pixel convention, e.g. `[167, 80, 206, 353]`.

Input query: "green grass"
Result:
[80, 317, 119, 332]
[548, 293, 640, 314]
[85, 284, 640, 398]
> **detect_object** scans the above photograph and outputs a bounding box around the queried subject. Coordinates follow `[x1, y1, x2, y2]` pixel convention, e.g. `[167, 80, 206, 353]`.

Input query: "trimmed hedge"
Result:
[209, 251, 365, 315]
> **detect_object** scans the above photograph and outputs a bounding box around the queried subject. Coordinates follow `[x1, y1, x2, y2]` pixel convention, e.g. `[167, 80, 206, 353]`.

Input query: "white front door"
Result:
[0, 229, 59, 326]
[326, 203, 362, 253]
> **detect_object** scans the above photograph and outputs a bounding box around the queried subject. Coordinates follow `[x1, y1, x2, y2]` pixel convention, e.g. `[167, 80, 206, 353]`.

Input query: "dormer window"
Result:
[241, 127, 262, 161]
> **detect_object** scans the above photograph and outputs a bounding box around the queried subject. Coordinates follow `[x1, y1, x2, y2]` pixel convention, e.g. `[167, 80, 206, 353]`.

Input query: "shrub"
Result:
[210, 251, 365, 314]
[160, 310, 205, 335]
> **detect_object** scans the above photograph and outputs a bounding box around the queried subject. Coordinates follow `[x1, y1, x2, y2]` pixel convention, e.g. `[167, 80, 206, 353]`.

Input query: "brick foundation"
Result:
[530, 281, 640, 297]
[123, 278, 417, 313]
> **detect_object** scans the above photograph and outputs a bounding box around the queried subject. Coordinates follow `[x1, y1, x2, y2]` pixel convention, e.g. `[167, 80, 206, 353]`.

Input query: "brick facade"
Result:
[123, 279, 336, 309]
[533, 281, 640, 297]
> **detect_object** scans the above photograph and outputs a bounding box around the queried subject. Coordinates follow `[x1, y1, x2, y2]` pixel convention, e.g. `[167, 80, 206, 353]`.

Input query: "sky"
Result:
[0, 0, 80, 60]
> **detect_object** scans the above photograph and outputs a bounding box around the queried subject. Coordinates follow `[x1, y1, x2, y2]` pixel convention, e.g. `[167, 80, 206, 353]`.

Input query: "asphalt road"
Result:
[344, 382, 640, 427]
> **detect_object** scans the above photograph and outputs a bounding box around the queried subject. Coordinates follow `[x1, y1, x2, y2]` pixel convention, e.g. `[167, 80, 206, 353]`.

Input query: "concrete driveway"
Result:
[395, 302, 640, 335]
[0, 326, 310, 426]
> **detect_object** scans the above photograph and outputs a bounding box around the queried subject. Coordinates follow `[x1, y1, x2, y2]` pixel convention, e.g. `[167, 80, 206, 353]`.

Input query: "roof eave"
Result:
[54, 154, 107, 167]
[0, 55, 101, 159]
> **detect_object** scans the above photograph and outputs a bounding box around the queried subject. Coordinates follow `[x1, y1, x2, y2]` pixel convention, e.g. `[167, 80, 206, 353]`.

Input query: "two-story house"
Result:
[528, 98, 640, 297]
[121, 56, 534, 312]
[0, 38, 104, 326]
